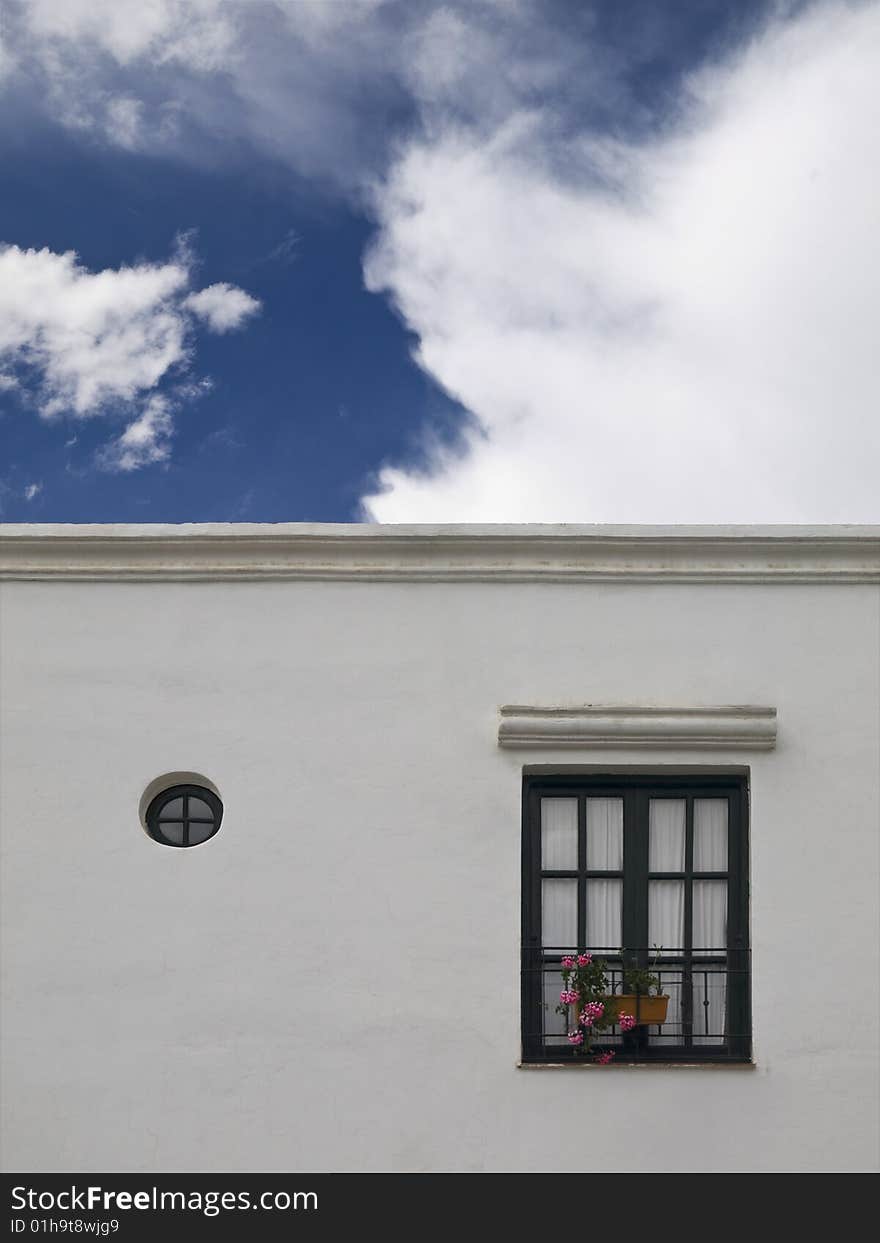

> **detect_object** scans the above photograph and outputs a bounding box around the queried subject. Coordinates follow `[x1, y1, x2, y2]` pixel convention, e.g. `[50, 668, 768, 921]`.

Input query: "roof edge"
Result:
[2, 523, 879, 583]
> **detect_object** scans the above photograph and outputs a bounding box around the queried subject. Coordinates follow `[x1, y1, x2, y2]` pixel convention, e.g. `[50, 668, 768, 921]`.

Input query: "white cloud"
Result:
[21, 0, 237, 70]
[24, 482, 43, 500]
[3, 0, 405, 183]
[0, 242, 260, 469]
[104, 95, 144, 149]
[3, 1, 878, 517]
[0, 244, 188, 416]
[0, 28, 13, 81]
[363, 1, 880, 521]
[183, 283, 261, 333]
[97, 393, 173, 472]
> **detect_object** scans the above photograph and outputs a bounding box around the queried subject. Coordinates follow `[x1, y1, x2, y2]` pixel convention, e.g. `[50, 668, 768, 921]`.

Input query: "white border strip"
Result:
[498, 705, 778, 750]
[1, 525, 878, 583]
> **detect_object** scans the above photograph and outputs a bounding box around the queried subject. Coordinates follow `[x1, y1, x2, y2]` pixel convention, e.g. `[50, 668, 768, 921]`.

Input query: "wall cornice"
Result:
[1, 524, 879, 583]
[498, 705, 778, 750]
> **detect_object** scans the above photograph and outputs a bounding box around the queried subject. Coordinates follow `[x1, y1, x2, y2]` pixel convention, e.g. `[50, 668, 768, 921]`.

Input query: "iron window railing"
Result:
[522, 946, 751, 1063]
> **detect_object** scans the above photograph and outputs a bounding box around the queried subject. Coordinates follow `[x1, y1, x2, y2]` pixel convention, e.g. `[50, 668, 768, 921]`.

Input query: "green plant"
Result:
[621, 947, 664, 996]
[554, 952, 622, 1062]
[553, 947, 665, 1063]
[621, 967, 661, 995]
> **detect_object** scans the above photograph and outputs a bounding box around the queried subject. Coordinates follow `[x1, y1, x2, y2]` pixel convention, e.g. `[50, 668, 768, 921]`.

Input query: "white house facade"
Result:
[1, 524, 878, 1173]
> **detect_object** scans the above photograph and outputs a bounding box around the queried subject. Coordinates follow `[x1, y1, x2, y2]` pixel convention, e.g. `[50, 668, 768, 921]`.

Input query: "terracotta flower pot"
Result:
[606, 994, 670, 1026]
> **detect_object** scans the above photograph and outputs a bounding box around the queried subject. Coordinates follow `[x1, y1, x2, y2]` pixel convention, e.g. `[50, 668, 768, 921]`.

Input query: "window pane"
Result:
[540, 798, 578, 870]
[188, 822, 215, 845]
[586, 798, 623, 870]
[693, 880, 727, 955]
[188, 797, 214, 820]
[691, 968, 728, 1044]
[159, 797, 183, 820]
[159, 822, 184, 844]
[694, 799, 728, 871]
[649, 799, 686, 871]
[542, 964, 570, 1047]
[541, 879, 577, 949]
[585, 879, 622, 952]
[649, 879, 684, 955]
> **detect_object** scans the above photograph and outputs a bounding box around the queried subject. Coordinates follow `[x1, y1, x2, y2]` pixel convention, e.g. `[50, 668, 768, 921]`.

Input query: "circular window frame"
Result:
[144, 783, 223, 849]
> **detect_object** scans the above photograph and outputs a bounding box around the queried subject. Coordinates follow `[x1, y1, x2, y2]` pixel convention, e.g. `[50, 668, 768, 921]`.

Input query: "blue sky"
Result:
[1, 0, 877, 524]
[1, 125, 463, 521]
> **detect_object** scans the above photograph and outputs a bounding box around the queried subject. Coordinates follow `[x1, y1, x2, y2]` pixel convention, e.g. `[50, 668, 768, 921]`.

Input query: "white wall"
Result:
[1, 570, 878, 1172]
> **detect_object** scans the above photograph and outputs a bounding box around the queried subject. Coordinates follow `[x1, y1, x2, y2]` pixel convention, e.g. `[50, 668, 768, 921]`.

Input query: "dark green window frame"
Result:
[521, 773, 751, 1063]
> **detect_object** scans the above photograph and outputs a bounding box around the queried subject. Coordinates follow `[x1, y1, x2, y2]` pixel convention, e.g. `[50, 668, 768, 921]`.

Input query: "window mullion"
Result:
[577, 796, 586, 949]
[623, 789, 646, 954]
[522, 785, 541, 1061]
[624, 788, 648, 1057]
[683, 795, 694, 1047]
[727, 785, 750, 1059]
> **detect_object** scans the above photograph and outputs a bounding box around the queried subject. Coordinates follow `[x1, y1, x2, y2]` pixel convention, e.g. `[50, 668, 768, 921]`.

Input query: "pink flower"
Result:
[618, 1013, 637, 1032]
[559, 989, 579, 1005]
[577, 954, 592, 966]
[579, 1010, 594, 1028]
[561, 956, 576, 969]
[594, 1051, 615, 1065]
[568, 1031, 584, 1045]
[583, 1001, 605, 1020]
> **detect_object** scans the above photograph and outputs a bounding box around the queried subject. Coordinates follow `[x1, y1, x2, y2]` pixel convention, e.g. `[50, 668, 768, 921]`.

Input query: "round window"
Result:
[145, 784, 223, 848]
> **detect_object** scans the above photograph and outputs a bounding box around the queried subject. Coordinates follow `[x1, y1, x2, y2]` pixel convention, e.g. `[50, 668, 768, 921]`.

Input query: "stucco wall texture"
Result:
[1, 544, 878, 1172]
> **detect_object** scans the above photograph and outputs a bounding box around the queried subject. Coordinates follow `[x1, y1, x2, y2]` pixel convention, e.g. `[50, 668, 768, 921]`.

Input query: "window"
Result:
[145, 784, 223, 848]
[521, 775, 750, 1063]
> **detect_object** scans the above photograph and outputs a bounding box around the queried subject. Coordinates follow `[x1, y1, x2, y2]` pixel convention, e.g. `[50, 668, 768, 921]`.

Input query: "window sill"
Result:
[518, 1060, 757, 1070]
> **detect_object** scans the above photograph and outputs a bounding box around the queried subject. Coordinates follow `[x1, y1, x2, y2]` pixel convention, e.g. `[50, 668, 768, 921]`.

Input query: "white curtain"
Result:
[693, 880, 727, 955]
[649, 801, 686, 958]
[692, 969, 728, 1045]
[585, 879, 622, 952]
[649, 880, 684, 955]
[586, 798, 623, 869]
[541, 879, 577, 949]
[649, 799, 686, 870]
[541, 799, 578, 951]
[541, 879, 624, 952]
[694, 799, 728, 871]
[692, 801, 728, 1039]
[541, 798, 578, 869]
[646, 968, 728, 1046]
